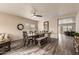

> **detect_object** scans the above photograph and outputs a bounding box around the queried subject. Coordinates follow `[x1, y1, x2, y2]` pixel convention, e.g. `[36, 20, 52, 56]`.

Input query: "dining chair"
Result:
[22, 31, 28, 46]
[23, 31, 34, 47]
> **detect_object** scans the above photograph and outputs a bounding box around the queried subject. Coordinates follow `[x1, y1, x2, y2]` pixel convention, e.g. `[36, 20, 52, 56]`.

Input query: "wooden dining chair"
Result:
[22, 31, 28, 46]
[23, 31, 34, 47]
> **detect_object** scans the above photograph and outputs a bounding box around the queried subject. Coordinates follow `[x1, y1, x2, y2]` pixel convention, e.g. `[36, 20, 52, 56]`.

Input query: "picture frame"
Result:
[43, 21, 49, 31]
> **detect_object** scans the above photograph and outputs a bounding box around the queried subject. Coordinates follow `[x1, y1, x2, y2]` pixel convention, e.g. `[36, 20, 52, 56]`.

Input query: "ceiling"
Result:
[0, 3, 79, 21]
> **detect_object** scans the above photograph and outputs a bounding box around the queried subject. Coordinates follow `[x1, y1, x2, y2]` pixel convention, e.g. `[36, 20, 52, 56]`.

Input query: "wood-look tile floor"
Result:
[4, 35, 75, 55]
[4, 39, 58, 55]
[55, 34, 75, 55]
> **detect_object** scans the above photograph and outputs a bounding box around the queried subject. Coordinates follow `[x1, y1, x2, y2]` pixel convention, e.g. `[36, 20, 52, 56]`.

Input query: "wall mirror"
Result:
[43, 21, 49, 32]
[17, 24, 24, 30]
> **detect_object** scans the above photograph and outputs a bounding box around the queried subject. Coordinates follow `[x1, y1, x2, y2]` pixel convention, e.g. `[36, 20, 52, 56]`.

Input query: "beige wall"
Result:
[38, 16, 58, 38]
[49, 17, 58, 38]
[76, 12, 79, 32]
[0, 12, 38, 41]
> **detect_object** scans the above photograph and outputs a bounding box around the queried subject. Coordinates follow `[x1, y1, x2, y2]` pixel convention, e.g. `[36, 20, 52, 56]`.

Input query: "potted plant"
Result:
[74, 32, 79, 39]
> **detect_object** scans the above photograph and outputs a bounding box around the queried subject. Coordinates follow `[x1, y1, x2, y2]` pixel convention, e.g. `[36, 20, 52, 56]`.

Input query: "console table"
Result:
[0, 41, 11, 54]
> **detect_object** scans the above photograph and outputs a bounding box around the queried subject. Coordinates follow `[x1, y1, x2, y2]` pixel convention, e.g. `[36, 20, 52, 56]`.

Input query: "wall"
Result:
[76, 12, 79, 32]
[38, 16, 58, 38]
[0, 12, 38, 41]
[74, 11, 79, 33]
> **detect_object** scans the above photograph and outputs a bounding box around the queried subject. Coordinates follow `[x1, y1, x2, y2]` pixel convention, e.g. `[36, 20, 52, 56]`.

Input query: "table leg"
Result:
[7, 42, 11, 51]
[38, 40, 41, 47]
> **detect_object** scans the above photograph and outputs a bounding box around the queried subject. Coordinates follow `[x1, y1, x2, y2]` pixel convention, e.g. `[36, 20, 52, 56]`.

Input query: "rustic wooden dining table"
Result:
[28, 33, 45, 38]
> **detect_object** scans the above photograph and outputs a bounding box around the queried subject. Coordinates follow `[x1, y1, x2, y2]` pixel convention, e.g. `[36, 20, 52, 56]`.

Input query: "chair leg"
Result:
[34, 40, 35, 45]
[30, 40, 33, 46]
[27, 39, 33, 46]
[26, 40, 30, 47]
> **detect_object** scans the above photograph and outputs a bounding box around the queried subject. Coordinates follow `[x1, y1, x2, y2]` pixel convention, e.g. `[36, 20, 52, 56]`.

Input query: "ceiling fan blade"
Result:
[35, 15, 42, 17]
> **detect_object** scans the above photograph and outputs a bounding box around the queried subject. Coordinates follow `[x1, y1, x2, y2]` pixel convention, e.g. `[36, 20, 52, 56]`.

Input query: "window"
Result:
[59, 18, 75, 24]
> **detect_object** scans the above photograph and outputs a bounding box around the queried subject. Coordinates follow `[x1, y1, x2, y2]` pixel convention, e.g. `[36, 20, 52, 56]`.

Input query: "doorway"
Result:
[57, 17, 75, 54]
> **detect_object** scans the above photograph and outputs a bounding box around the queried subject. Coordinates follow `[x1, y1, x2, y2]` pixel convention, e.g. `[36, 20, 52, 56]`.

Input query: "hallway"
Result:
[55, 34, 74, 55]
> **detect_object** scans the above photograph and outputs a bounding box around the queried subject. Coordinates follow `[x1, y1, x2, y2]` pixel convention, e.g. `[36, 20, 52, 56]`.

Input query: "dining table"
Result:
[28, 33, 45, 38]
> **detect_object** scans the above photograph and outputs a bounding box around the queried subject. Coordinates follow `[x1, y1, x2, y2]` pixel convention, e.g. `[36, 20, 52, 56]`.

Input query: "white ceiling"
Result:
[0, 3, 79, 21]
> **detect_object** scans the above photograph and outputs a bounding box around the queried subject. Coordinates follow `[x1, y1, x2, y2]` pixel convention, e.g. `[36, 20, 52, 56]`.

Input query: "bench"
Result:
[36, 37, 48, 47]
[0, 41, 11, 54]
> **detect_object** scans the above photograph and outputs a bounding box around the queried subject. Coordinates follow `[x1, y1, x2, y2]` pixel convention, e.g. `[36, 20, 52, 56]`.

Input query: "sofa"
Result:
[0, 33, 11, 54]
[0, 33, 10, 44]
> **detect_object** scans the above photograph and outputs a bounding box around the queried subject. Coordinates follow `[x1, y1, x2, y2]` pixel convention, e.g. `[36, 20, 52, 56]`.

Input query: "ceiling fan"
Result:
[32, 7, 43, 17]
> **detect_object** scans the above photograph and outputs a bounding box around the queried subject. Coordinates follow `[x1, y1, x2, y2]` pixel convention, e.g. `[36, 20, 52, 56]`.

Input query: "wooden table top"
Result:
[28, 33, 44, 37]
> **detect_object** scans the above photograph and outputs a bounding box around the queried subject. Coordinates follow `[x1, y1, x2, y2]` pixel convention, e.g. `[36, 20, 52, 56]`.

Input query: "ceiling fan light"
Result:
[32, 7, 43, 17]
